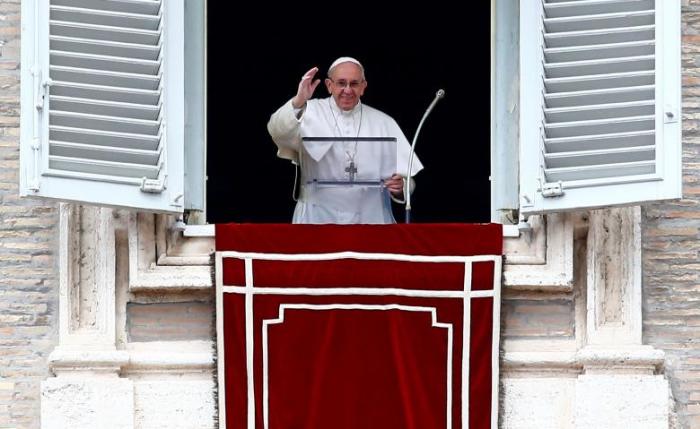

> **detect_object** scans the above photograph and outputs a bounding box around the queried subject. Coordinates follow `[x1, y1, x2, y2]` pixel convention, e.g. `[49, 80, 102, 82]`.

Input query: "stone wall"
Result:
[0, 1, 59, 428]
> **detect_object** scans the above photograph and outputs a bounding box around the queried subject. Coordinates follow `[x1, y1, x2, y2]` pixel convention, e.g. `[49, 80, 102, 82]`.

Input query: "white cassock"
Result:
[267, 97, 424, 224]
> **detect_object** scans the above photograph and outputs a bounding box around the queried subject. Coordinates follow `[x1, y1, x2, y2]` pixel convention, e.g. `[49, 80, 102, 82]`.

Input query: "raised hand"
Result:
[292, 67, 321, 109]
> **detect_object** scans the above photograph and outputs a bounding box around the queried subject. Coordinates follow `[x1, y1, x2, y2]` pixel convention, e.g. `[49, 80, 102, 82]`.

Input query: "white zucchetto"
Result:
[327, 56, 364, 76]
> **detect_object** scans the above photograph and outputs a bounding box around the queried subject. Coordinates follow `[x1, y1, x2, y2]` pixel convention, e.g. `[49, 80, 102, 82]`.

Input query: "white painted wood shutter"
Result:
[519, 0, 681, 215]
[20, 0, 185, 213]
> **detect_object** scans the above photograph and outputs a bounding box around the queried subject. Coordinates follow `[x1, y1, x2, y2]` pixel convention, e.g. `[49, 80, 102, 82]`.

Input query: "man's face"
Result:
[325, 62, 367, 111]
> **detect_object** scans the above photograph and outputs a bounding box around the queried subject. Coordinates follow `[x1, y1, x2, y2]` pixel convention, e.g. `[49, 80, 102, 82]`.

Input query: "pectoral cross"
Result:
[345, 161, 357, 182]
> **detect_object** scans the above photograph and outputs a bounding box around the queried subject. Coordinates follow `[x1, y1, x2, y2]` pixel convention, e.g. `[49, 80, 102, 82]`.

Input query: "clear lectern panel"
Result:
[301, 137, 397, 184]
[300, 137, 398, 224]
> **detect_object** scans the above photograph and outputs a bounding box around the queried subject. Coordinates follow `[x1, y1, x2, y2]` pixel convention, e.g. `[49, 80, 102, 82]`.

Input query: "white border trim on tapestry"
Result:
[215, 251, 502, 429]
[261, 304, 454, 429]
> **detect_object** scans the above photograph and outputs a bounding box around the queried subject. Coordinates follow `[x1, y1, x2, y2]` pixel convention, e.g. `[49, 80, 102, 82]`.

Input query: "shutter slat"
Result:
[49, 155, 161, 179]
[543, 145, 655, 168]
[50, 6, 161, 31]
[49, 126, 160, 151]
[544, 40, 654, 63]
[50, 96, 160, 121]
[544, 115, 655, 138]
[544, 55, 654, 78]
[545, 85, 654, 108]
[51, 0, 162, 16]
[51, 81, 159, 105]
[544, 160, 655, 182]
[50, 65, 160, 91]
[544, 10, 654, 33]
[544, 25, 655, 48]
[544, 71, 654, 92]
[50, 140, 161, 165]
[50, 50, 160, 75]
[544, 130, 655, 153]
[50, 35, 160, 61]
[544, 0, 655, 19]
[50, 21, 160, 45]
[50, 110, 160, 135]
[41, 169, 143, 186]
[544, 100, 654, 122]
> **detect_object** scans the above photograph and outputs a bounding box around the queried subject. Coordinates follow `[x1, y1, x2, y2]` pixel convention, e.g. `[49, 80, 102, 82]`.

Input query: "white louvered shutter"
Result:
[519, 0, 681, 215]
[20, 0, 185, 213]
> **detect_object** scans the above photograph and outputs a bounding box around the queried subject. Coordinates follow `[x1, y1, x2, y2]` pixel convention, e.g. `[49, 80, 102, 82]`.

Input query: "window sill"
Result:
[185, 223, 519, 238]
[184, 224, 215, 237]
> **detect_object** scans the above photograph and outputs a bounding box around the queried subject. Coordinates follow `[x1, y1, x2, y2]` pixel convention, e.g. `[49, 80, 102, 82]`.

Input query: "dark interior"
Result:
[206, 5, 491, 223]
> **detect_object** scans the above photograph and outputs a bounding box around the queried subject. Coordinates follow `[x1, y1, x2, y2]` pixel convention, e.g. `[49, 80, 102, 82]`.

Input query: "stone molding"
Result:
[128, 213, 214, 292]
[503, 213, 575, 290]
[57, 204, 117, 349]
[586, 207, 643, 346]
[503, 345, 665, 375]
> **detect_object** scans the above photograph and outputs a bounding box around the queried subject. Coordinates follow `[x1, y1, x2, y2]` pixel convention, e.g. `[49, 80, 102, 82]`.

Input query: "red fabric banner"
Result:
[216, 224, 502, 429]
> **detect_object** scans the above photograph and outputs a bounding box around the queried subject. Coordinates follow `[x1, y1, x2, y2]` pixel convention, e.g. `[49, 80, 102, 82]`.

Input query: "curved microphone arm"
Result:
[405, 89, 445, 223]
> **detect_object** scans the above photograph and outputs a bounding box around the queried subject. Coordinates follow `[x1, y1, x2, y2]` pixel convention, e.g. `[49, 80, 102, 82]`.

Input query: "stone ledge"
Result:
[503, 345, 666, 375]
[503, 351, 580, 372]
[47, 342, 215, 375]
[126, 341, 214, 372]
[577, 345, 665, 372]
[184, 224, 215, 237]
[129, 265, 212, 292]
[48, 348, 129, 375]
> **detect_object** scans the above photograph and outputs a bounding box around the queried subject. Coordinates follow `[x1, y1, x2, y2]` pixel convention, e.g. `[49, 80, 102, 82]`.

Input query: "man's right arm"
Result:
[267, 99, 303, 160]
[267, 66, 321, 161]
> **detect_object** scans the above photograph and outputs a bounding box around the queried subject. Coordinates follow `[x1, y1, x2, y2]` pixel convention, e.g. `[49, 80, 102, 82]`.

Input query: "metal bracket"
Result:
[542, 181, 564, 198]
[664, 104, 679, 124]
[140, 178, 166, 193]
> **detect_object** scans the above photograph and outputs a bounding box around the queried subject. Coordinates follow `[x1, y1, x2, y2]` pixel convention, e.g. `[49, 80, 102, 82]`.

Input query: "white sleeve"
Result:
[391, 118, 424, 177]
[267, 98, 304, 161]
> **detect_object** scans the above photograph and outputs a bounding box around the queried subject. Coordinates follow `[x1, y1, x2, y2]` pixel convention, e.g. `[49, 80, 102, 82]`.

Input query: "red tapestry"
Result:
[216, 224, 502, 429]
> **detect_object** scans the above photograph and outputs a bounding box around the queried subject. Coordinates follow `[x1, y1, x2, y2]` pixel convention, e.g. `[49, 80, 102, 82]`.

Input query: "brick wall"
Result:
[0, 1, 59, 428]
[643, 2, 700, 428]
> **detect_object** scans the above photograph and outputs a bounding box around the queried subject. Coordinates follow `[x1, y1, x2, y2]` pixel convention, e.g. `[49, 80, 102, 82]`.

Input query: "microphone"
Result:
[405, 89, 445, 223]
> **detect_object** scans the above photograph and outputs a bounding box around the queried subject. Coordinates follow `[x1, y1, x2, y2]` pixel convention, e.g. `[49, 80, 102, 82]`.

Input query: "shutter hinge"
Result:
[140, 177, 166, 193]
[29, 67, 47, 192]
[36, 78, 52, 111]
[542, 181, 564, 198]
[27, 138, 41, 192]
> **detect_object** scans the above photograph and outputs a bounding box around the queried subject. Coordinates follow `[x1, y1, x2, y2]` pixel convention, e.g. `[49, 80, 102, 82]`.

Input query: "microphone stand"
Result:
[405, 89, 445, 223]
